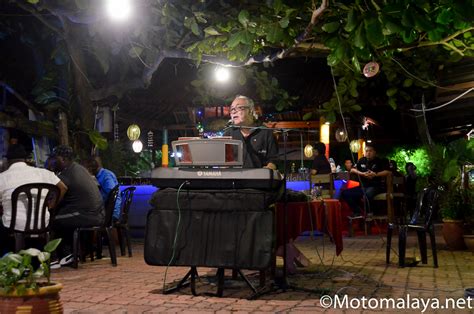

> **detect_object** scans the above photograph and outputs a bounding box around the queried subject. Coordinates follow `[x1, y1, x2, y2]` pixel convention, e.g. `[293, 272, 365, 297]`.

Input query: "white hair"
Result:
[234, 95, 258, 120]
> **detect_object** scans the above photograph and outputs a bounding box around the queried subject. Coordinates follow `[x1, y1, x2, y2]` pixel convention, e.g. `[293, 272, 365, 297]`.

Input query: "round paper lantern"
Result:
[335, 128, 348, 142]
[304, 144, 314, 158]
[349, 140, 361, 153]
[363, 61, 380, 78]
[132, 140, 143, 153]
[127, 124, 141, 141]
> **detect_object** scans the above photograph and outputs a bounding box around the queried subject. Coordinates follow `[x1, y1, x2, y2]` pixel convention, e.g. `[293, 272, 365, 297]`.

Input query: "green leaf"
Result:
[354, 23, 366, 49]
[19, 248, 41, 257]
[327, 53, 340, 66]
[204, 27, 221, 36]
[345, 9, 358, 32]
[381, 15, 404, 35]
[427, 29, 444, 42]
[386, 87, 398, 97]
[227, 32, 243, 48]
[275, 99, 286, 111]
[352, 55, 361, 72]
[402, 29, 417, 43]
[403, 79, 413, 87]
[128, 46, 143, 59]
[322, 21, 340, 33]
[238, 10, 250, 27]
[364, 17, 384, 46]
[88, 130, 108, 150]
[27, 0, 39, 3]
[240, 31, 255, 45]
[413, 11, 433, 31]
[436, 8, 453, 25]
[38, 252, 50, 263]
[350, 105, 362, 111]
[325, 36, 341, 49]
[325, 111, 336, 123]
[279, 17, 289, 29]
[44, 239, 61, 253]
[349, 80, 358, 97]
[190, 80, 203, 87]
[302, 112, 313, 121]
[265, 25, 284, 43]
[6, 254, 22, 264]
[35, 91, 56, 105]
[388, 97, 397, 109]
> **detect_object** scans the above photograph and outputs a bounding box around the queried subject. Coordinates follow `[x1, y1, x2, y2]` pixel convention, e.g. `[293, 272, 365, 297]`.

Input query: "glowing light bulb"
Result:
[215, 67, 230, 82]
[132, 140, 143, 153]
[106, 0, 132, 21]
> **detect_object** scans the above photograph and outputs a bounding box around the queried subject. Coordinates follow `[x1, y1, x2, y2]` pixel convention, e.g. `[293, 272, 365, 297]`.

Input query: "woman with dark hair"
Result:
[310, 142, 331, 175]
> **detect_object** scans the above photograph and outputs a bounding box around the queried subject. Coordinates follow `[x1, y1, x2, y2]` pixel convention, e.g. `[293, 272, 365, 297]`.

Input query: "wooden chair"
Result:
[8, 183, 60, 251]
[310, 173, 335, 199]
[72, 185, 119, 268]
[366, 173, 405, 226]
[115, 186, 136, 257]
[386, 187, 440, 267]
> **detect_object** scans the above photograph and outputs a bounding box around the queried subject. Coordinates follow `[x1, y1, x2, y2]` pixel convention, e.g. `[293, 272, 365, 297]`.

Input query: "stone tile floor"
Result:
[51, 226, 474, 313]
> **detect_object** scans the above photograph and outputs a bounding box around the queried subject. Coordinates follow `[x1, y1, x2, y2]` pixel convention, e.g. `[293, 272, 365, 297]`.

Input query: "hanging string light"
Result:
[132, 140, 143, 153]
[349, 140, 361, 153]
[335, 128, 348, 142]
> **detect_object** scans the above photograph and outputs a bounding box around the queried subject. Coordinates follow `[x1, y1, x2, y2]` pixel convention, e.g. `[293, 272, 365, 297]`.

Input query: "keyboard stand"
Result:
[163, 266, 199, 296]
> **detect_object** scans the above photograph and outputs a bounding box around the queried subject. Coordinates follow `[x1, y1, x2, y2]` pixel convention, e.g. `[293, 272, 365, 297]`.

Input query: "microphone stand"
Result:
[225, 124, 328, 299]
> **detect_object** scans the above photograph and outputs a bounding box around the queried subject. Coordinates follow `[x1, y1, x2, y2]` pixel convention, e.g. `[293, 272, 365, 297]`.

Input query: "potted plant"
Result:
[0, 239, 63, 313]
[461, 188, 474, 252]
[440, 187, 468, 250]
[427, 138, 473, 250]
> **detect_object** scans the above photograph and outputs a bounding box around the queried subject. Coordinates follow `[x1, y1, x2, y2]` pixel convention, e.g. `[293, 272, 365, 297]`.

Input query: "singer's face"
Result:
[230, 98, 253, 125]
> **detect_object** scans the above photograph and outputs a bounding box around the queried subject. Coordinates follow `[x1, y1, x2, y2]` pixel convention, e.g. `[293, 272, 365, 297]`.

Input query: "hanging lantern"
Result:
[363, 61, 380, 78]
[349, 140, 361, 153]
[147, 130, 154, 148]
[335, 128, 348, 142]
[132, 140, 143, 153]
[127, 124, 141, 141]
[304, 144, 314, 158]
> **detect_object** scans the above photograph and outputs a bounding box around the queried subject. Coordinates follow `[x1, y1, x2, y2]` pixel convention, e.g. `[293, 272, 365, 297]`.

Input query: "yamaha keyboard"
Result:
[151, 167, 283, 190]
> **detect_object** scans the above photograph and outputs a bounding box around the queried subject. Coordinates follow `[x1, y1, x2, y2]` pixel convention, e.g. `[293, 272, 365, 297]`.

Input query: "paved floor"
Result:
[51, 226, 474, 313]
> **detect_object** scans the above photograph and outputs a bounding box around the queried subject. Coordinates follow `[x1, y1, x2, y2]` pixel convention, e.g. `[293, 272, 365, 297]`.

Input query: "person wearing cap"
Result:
[49, 145, 105, 263]
[0, 144, 67, 254]
[225, 95, 278, 170]
[83, 156, 122, 221]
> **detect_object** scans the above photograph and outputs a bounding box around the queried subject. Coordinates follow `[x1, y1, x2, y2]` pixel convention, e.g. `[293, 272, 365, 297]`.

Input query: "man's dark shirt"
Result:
[356, 157, 389, 188]
[311, 155, 331, 174]
[226, 127, 278, 168]
[57, 162, 104, 223]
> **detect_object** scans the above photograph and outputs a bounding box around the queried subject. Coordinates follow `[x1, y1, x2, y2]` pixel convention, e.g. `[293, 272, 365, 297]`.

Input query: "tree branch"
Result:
[399, 27, 474, 53]
[0, 81, 40, 114]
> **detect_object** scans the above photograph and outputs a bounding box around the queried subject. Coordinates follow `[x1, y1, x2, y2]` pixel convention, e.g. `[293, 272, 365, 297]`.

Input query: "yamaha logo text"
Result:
[197, 171, 222, 177]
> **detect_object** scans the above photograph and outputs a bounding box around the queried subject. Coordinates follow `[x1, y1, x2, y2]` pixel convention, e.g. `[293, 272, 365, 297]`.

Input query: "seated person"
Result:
[0, 144, 67, 254]
[83, 157, 122, 221]
[341, 143, 390, 217]
[49, 145, 105, 266]
[310, 142, 331, 175]
[343, 159, 353, 172]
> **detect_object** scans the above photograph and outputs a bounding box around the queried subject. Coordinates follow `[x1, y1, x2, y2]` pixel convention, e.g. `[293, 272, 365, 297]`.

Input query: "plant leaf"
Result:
[44, 239, 62, 253]
[345, 9, 358, 32]
[322, 21, 340, 33]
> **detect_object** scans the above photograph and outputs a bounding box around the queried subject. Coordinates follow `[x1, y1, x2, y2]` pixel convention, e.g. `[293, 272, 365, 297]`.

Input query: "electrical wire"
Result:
[162, 180, 188, 292]
[410, 87, 474, 112]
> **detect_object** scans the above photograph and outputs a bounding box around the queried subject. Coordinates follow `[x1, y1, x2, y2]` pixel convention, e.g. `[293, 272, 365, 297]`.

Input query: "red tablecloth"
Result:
[276, 199, 343, 256]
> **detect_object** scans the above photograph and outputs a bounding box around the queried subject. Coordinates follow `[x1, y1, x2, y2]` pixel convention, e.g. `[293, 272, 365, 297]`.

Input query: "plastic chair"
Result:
[115, 186, 136, 257]
[8, 183, 60, 251]
[386, 187, 440, 267]
[72, 185, 119, 268]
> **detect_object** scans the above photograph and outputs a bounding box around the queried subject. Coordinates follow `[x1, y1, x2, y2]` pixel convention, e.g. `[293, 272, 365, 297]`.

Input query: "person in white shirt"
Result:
[0, 144, 67, 254]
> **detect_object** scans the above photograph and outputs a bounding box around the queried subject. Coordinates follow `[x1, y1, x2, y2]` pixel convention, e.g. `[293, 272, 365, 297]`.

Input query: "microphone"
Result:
[225, 119, 233, 127]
